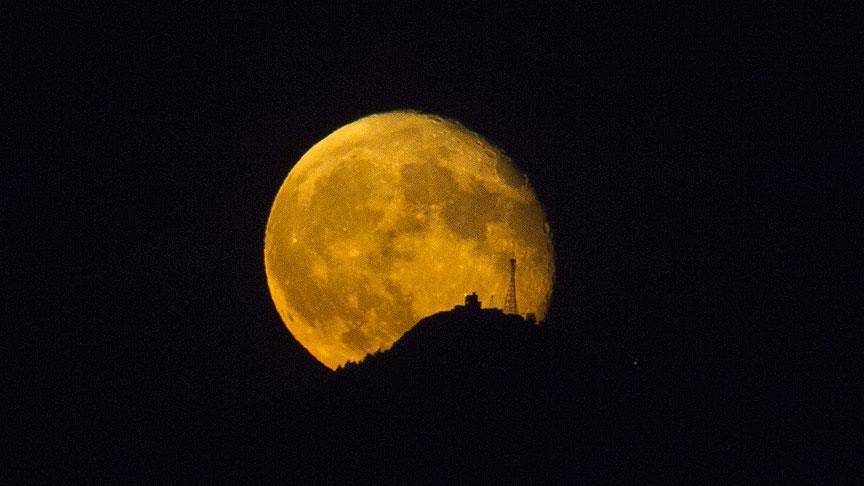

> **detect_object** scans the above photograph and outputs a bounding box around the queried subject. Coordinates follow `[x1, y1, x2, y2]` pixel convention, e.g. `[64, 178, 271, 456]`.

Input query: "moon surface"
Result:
[265, 112, 554, 369]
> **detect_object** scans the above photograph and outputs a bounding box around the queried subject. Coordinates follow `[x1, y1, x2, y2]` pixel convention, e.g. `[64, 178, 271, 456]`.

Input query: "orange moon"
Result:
[265, 112, 554, 369]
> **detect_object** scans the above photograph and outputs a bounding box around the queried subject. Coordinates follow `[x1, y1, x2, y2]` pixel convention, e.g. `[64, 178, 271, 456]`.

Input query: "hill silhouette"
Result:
[331, 306, 555, 483]
[339, 305, 542, 375]
[261, 302, 617, 484]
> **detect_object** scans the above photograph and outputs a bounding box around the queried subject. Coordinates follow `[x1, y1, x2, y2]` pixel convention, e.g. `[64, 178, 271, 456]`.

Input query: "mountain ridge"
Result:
[336, 302, 545, 377]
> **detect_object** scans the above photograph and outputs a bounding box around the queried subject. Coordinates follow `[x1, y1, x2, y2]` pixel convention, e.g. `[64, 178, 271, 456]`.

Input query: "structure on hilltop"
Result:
[454, 292, 484, 312]
[454, 257, 540, 324]
[503, 257, 518, 315]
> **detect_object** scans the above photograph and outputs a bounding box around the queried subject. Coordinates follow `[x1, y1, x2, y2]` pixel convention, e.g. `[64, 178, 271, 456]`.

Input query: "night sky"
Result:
[8, 3, 861, 482]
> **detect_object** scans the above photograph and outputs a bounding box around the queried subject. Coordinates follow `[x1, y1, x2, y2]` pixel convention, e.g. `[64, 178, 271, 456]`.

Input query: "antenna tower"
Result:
[504, 257, 518, 314]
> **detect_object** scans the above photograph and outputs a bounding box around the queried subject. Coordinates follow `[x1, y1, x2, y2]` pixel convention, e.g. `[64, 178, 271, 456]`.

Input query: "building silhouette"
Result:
[454, 292, 482, 312]
[451, 259, 541, 325]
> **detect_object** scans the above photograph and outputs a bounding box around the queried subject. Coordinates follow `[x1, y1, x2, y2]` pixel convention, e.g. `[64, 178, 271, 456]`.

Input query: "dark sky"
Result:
[8, 2, 861, 482]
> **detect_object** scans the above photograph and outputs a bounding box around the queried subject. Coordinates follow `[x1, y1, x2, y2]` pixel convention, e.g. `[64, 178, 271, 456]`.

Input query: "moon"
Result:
[265, 111, 554, 369]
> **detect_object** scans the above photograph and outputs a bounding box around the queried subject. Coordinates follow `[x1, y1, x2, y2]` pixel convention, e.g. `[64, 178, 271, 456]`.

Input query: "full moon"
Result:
[265, 112, 554, 369]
